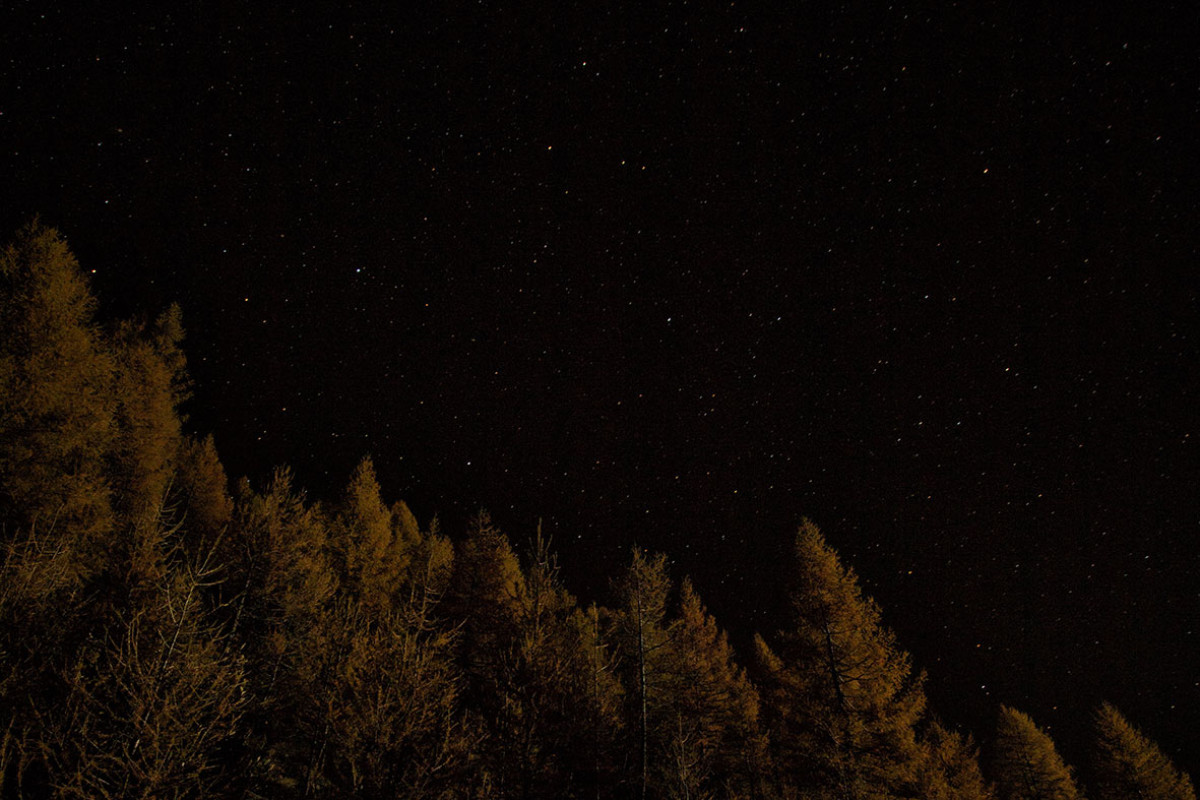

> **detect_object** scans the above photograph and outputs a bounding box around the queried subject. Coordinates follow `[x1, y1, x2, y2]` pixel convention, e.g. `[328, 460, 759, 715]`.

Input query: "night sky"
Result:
[3, 3, 1197, 777]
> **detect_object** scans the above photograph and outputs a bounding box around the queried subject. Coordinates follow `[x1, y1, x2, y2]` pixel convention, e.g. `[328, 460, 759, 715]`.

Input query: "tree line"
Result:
[1, 220, 1193, 799]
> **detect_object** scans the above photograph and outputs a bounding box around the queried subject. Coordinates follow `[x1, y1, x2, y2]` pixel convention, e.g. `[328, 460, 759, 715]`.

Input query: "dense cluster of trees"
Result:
[1, 220, 1194, 799]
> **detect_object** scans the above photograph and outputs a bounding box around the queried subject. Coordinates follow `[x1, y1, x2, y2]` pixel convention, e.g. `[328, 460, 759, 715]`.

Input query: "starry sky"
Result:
[2, 2, 1197, 777]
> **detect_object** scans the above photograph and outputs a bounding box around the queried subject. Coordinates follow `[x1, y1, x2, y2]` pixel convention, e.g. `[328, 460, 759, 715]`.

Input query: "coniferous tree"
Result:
[1092, 702, 1194, 800]
[992, 706, 1083, 800]
[303, 599, 470, 800]
[572, 601, 624, 799]
[441, 513, 545, 796]
[219, 468, 336, 793]
[229, 468, 335, 645]
[51, 525, 248, 799]
[612, 548, 675, 800]
[917, 720, 994, 800]
[0, 220, 117, 593]
[660, 578, 762, 800]
[444, 511, 527, 707]
[0, 223, 200, 796]
[474, 528, 606, 799]
[330, 457, 419, 611]
[175, 433, 234, 555]
[276, 480, 470, 798]
[754, 520, 926, 800]
[108, 305, 188, 533]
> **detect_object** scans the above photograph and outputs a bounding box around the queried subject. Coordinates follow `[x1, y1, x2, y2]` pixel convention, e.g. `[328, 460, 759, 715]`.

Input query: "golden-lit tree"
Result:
[229, 468, 336, 643]
[917, 720, 995, 800]
[49, 532, 248, 799]
[330, 457, 421, 611]
[175, 433, 234, 554]
[754, 520, 926, 800]
[301, 601, 472, 800]
[401, 512, 455, 618]
[0, 220, 117, 592]
[992, 706, 1083, 800]
[657, 578, 762, 799]
[611, 548, 675, 800]
[1092, 702, 1195, 800]
[0, 223, 206, 797]
[257, 485, 469, 798]
[108, 305, 189, 532]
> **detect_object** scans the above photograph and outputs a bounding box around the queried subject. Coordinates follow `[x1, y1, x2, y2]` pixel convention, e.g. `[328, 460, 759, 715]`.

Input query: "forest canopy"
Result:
[1, 221, 1192, 799]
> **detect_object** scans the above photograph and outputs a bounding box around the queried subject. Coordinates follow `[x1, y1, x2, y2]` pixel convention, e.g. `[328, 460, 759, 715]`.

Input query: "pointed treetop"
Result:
[993, 706, 1083, 800]
[1092, 702, 1195, 800]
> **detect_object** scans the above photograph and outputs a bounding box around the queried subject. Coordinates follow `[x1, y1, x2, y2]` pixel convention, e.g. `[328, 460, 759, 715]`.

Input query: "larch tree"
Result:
[0, 220, 117, 593]
[1092, 702, 1194, 800]
[50, 520, 248, 800]
[661, 578, 762, 800]
[444, 511, 527, 670]
[272, 482, 470, 799]
[917, 720, 994, 800]
[754, 520, 926, 800]
[229, 467, 336, 649]
[570, 601, 624, 800]
[482, 527, 601, 798]
[441, 511, 528, 794]
[611, 548, 675, 800]
[992, 706, 1083, 800]
[224, 468, 337, 792]
[330, 456, 414, 611]
[175, 433, 234, 556]
[0, 221, 246, 799]
[108, 305, 189, 532]
[304, 598, 471, 800]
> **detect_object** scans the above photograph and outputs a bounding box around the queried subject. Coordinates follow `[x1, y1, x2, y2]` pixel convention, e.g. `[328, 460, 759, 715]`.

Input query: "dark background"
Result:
[3, 2, 1196, 778]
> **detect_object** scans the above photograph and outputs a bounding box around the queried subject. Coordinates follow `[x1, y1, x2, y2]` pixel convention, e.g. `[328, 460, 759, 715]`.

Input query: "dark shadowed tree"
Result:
[476, 527, 624, 799]
[572, 601, 624, 800]
[443, 511, 527, 713]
